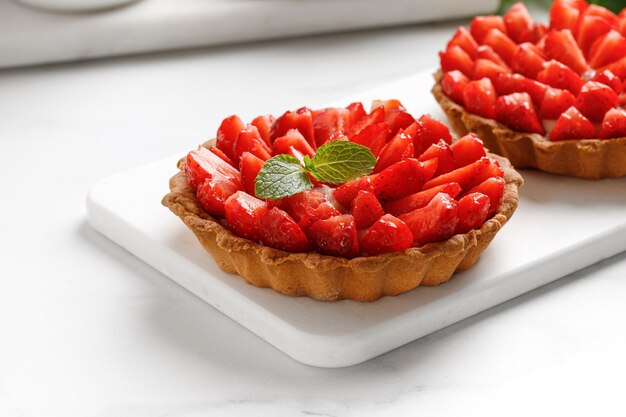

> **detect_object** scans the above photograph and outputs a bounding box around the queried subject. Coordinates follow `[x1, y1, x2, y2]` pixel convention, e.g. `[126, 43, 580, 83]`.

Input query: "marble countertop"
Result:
[1, 16, 626, 417]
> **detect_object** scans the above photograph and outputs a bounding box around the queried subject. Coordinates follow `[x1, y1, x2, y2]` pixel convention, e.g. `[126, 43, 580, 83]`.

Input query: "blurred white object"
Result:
[0, 0, 499, 68]
[13, 0, 140, 12]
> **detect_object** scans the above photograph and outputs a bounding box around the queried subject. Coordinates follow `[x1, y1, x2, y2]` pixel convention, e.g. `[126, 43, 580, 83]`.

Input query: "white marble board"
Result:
[86, 70, 626, 368]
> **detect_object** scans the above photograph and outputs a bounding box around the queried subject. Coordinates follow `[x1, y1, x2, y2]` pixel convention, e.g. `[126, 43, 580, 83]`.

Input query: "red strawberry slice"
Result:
[374, 130, 414, 173]
[476, 45, 510, 69]
[251, 114, 275, 147]
[540, 87, 576, 119]
[361, 214, 413, 256]
[592, 69, 623, 93]
[423, 157, 492, 191]
[575, 80, 619, 122]
[347, 106, 386, 137]
[197, 174, 242, 217]
[602, 56, 626, 79]
[472, 58, 511, 82]
[588, 29, 626, 68]
[421, 158, 438, 181]
[385, 107, 416, 135]
[259, 207, 311, 252]
[504, 2, 533, 43]
[450, 133, 486, 168]
[511, 42, 546, 79]
[470, 15, 506, 44]
[600, 107, 626, 139]
[209, 147, 236, 168]
[399, 193, 459, 246]
[494, 73, 548, 105]
[442, 70, 470, 104]
[439, 45, 474, 78]
[550, 106, 596, 141]
[216, 115, 245, 161]
[309, 214, 359, 258]
[373, 158, 426, 201]
[270, 107, 316, 150]
[224, 191, 268, 241]
[463, 78, 497, 119]
[333, 176, 376, 209]
[346, 102, 367, 123]
[536, 60, 584, 95]
[313, 107, 353, 147]
[239, 152, 265, 196]
[576, 15, 612, 55]
[281, 190, 341, 232]
[418, 114, 452, 147]
[384, 183, 462, 217]
[466, 177, 505, 218]
[349, 122, 390, 157]
[584, 4, 618, 26]
[482, 28, 518, 66]
[272, 129, 315, 158]
[519, 22, 548, 43]
[447, 26, 479, 58]
[418, 139, 455, 175]
[544, 30, 589, 75]
[454, 192, 491, 234]
[234, 125, 272, 164]
[496, 92, 545, 134]
[185, 146, 242, 191]
[550, 0, 586, 32]
[350, 190, 385, 229]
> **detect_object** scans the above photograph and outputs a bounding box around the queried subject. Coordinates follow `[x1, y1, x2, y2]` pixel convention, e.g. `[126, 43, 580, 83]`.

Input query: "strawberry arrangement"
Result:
[439, 0, 626, 141]
[184, 100, 507, 258]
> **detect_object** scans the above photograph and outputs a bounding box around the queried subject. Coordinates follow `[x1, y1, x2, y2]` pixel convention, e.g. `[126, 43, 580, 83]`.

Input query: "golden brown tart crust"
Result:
[162, 140, 523, 302]
[432, 71, 626, 180]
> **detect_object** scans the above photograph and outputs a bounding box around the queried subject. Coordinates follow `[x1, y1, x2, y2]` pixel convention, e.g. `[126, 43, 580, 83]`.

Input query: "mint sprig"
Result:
[255, 141, 376, 200]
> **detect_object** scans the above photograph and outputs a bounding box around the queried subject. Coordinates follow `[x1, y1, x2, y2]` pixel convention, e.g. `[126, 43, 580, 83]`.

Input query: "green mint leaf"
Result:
[254, 154, 313, 200]
[309, 141, 376, 184]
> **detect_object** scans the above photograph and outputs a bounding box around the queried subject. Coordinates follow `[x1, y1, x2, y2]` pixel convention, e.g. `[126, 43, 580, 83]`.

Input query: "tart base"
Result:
[162, 141, 523, 302]
[432, 71, 626, 180]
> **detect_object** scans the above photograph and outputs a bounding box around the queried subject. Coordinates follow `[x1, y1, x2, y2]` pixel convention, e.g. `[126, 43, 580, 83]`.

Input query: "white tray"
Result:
[86, 70, 626, 368]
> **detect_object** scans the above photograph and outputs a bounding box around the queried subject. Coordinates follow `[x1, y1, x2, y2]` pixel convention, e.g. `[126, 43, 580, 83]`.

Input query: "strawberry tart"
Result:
[433, 0, 626, 179]
[163, 100, 522, 301]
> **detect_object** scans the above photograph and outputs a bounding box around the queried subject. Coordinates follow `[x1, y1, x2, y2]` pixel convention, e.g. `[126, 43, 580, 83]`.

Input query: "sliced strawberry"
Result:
[588, 29, 626, 68]
[250, 114, 275, 147]
[234, 125, 272, 164]
[421, 158, 438, 181]
[372, 158, 426, 201]
[216, 115, 245, 161]
[418, 139, 455, 175]
[454, 193, 490, 234]
[447, 26, 479, 58]
[385, 107, 416, 135]
[511, 42, 546, 79]
[494, 73, 548, 105]
[399, 193, 459, 246]
[463, 78, 497, 119]
[209, 147, 236, 168]
[441, 70, 470, 104]
[197, 174, 242, 217]
[374, 130, 414, 173]
[550, 106, 596, 141]
[476, 45, 510, 69]
[348, 122, 390, 157]
[361, 214, 413, 256]
[504, 2, 533, 43]
[239, 152, 265, 196]
[423, 157, 492, 191]
[576, 15, 612, 55]
[549, 0, 586, 32]
[519, 22, 548, 43]
[466, 177, 505, 218]
[592, 69, 623, 93]
[470, 15, 506, 44]
[333, 176, 376, 208]
[450, 133, 486, 168]
[224, 191, 268, 241]
[600, 107, 626, 138]
[370, 99, 404, 112]
[575, 80, 619, 122]
[384, 183, 462, 217]
[418, 114, 452, 146]
[270, 107, 316, 150]
[309, 214, 359, 258]
[272, 129, 315, 158]
[583, 4, 618, 26]
[544, 29, 589, 75]
[540, 87, 576, 119]
[281, 190, 341, 232]
[185, 146, 242, 191]
[496, 92, 545, 134]
[439, 45, 474, 78]
[346, 102, 367, 123]
[603, 56, 626, 79]
[482, 28, 517, 66]
[347, 106, 386, 137]
[472, 58, 511, 82]
[536, 60, 584, 95]
[259, 207, 311, 252]
[313, 107, 354, 147]
[350, 190, 385, 229]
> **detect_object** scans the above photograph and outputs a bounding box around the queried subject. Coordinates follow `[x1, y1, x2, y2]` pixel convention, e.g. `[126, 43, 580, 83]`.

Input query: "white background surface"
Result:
[2, 9, 626, 417]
